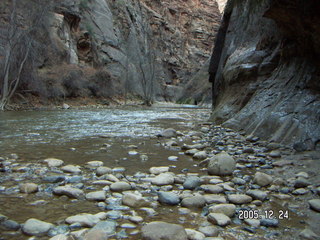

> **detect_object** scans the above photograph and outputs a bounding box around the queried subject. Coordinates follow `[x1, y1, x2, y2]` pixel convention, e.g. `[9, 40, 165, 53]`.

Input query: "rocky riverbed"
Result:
[1, 123, 320, 240]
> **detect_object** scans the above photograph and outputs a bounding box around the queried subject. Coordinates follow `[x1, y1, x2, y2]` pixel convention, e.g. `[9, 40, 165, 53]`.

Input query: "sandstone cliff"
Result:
[209, 0, 320, 149]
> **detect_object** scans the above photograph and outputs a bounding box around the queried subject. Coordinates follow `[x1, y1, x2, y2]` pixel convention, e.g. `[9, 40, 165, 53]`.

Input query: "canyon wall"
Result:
[0, 0, 221, 105]
[209, 0, 320, 149]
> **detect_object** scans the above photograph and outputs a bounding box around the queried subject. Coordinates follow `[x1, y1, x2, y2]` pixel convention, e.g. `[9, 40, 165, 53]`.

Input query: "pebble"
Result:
[244, 219, 260, 227]
[207, 213, 231, 227]
[227, 194, 252, 204]
[292, 188, 309, 195]
[110, 181, 131, 192]
[185, 228, 206, 240]
[141, 221, 188, 240]
[183, 176, 201, 190]
[152, 173, 174, 186]
[22, 218, 53, 236]
[61, 165, 81, 174]
[207, 152, 235, 176]
[246, 190, 268, 201]
[168, 156, 178, 161]
[122, 192, 149, 207]
[0, 219, 20, 230]
[308, 199, 320, 212]
[149, 166, 170, 175]
[193, 151, 207, 160]
[44, 158, 64, 167]
[253, 172, 273, 187]
[269, 150, 281, 158]
[181, 196, 206, 208]
[65, 214, 100, 227]
[260, 218, 279, 227]
[299, 228, 318, 239]
[158, 191, 180, 205]
[86, 191, 106, 201]
[208, 204, 236, 217]
[96, 166, 112, 176]
[294, 178, 311, 188]
[203, 184, 225, 194]
[53, 186, 84, 199]
[128, 216, 143, 223]
[19, 183, 38, 194]
[198, 226, 220, 237]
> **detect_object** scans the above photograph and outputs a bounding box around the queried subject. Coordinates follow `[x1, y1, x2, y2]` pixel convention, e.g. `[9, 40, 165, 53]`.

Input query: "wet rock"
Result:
[43, 175, 65, 183]
[185, 229, 206, 240]
[0, 219, 20, 230]
[96, 166, 112, 176]
[22, 218, 53, 236]
[86, 220, 117, 238]
[122, 192, 149, 207]
[247, 190, 268, 201]
[204, 194, 227, 204]
[207, 152, 235, 176]
[152, 173, 174, 186]
[87, 161, 103, 167]
[232, 177, 246, 185]
[48, 225, 69, 237]
[243, 148, 255, 154]
[181, 196, 206, 208]
[140, 207, 157, 216]
[201, 185, 224, 194]
[49, 234, 69, 240]
[296, 172, 309, 178]
[294, 178, 311, 188]
[65, 214, 100, 227]
[44, 158, 64, 167]
[168, 156, 178, 161]
[193, 151, 207, 160]
[159, 128, 177, 138]
[110, 181, 131, 192]
[299, 228, 318, 240]
[260, 218, 279, 227]
[121, 223, 136, 229]
[253, 172, 273, 187]
[19, 183, 38, 194]
[198, 226, 220, 237]
[244, 219, 260, 228]
[86, 191, 106, 201]
[207, 213, 231, 227]
[149, 166, 169, 175]
[103, 174, 120, 182]
[208, 204, 236, 217]
[158, 191, 180, 205]
[0, 214, 8, 222]
[141, 221, 188, 240]
[308, 199, 320, 212]
[129, 216, 143, 223]
[227, 194, 252, 204]
[269, 150, 281, 158]
[66, 176, 83, 183]
[185, 149, 199, 156]
[178, 208, 191, 215]
[292, 188, 309, 195]
[53, 186, 84, 199]
[83, 229, 108, 240]
[128, 150, 139, 155]
[61, 165, 81, 174]
[183, 176, 201, 190]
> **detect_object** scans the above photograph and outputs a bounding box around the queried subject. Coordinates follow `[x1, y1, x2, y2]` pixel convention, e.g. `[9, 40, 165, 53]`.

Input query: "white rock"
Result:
[44, 158, 64, 167]
[61, 165, 81, 174]
[185, 229, 206, 240]
[87, 161, 103, 167]
[86, 191, 106, 201]
[152, 173, 174, 186]
[65, 214, 100, 227]
[149, 166, 169, 175]
[53, 186, 84, 199]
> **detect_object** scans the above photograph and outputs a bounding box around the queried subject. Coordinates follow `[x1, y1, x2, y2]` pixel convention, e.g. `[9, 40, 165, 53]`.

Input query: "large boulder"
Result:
[141, 221, 188, 240]
[207, 152, 235, 176]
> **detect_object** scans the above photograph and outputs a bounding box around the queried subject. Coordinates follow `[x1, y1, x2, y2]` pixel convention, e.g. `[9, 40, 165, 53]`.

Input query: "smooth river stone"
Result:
[152, 173, 174, 186]
[22, 218, 53, 236]
[53, 186, 84, 199]
[141, 221, 188, 240]
[110, 181, 132, 192]
[227, 194, 252, 204]
[44, 158, 64, 167]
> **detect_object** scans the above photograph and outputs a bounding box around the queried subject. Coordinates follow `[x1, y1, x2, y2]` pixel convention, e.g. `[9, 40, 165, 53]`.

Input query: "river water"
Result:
[0, 105, 210, 174]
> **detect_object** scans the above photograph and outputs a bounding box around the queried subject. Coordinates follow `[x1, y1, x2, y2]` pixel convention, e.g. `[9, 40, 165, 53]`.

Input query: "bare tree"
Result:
[0, 0, 51, 110]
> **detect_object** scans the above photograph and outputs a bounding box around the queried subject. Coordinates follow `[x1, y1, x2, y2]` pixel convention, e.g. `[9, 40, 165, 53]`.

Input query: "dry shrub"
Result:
[88, 69, 115, 98]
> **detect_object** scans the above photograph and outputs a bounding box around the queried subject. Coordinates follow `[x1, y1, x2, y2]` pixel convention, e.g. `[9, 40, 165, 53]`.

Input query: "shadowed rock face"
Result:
[209, 0, 320, 149]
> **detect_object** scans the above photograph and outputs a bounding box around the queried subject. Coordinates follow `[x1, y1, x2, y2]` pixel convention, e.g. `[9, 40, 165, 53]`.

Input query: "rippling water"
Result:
[0, 105, 210, 172]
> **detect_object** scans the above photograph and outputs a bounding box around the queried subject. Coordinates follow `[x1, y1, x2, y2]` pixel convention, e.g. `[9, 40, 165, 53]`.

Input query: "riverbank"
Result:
[0, 114, 319, 239]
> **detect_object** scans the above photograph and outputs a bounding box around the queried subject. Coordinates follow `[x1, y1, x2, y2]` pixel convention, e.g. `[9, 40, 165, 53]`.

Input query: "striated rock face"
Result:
[0, 0, 221, 104]
[209, 0, 320, 149]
